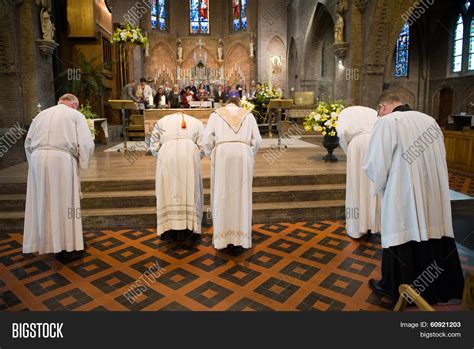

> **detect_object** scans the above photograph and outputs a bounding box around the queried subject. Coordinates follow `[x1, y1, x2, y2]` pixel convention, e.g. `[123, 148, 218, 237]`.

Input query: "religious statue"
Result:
[217, 40, 224, 61]
[40, 7, 55, 41]
[177, 39, 183, 60]
[335, 13, 344, 43]
[249, 36, 255, 59]
[145, 41, 150, 58]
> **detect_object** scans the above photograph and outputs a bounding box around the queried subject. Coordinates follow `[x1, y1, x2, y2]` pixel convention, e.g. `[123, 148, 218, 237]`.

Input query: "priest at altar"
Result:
[336, 106, 380, 240]
[203, 97, 262, 250]
[23, 94, 95, 257]
[150, 111, 205, 241]
[364, 92, 464, 304]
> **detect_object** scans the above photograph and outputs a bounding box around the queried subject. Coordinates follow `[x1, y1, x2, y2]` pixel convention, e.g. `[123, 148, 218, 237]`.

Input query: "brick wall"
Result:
[0, 0, 56, 168]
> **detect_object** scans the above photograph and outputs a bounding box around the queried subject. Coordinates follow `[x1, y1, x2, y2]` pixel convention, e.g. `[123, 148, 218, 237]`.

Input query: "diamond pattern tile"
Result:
[0, 218, 471, 312]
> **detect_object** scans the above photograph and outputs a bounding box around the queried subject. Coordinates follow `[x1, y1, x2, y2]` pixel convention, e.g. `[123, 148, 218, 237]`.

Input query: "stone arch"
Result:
[182, 46, 218, 70]
[432, 85, 454, 125]
[265, 35, 287, 90]
[288, 37, 298, 92]
[303, 2, 335, 97]
[224, 43, 251, 84]
[146, 42, 176, 83]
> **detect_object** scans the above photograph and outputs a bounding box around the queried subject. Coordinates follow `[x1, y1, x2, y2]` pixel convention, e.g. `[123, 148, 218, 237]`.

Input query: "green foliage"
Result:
[79, 104, 98, 120]
[57, 50, 107, 106]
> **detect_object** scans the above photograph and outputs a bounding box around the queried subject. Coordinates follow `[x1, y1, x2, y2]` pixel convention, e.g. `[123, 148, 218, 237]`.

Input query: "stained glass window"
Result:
[151, 0, 167, 31]
[232, 0, 247, 31]
[395, 23, 410, 78]
[453, 15, 464, 72]
[190, 0, 210, 34]
[469, 19, 474, 70]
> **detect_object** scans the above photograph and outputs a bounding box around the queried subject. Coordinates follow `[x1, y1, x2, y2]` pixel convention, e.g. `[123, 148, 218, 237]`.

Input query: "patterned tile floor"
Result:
[1, 221, 472, 312]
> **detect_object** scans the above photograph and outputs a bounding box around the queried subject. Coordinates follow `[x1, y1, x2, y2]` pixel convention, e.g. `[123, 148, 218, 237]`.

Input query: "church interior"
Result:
[0, 0, 473, 313]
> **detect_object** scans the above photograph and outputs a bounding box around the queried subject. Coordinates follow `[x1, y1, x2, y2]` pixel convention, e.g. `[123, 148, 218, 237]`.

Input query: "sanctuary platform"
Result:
[0, 136, 473, 244]
[0, 136, 347, 232]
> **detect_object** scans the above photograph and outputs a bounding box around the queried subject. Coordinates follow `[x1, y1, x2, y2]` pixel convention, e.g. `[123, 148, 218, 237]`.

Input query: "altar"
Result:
[144, 108, 214, 135]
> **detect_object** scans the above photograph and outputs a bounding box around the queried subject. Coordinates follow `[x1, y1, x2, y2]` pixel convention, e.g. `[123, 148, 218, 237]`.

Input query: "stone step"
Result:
[0, 174, 346, 195]
[0, 184, 346, 211]
[0, 200, 346, 232]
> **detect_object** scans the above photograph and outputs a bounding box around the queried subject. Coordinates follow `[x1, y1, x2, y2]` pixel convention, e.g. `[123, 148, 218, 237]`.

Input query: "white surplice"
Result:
[150, 113, 205, 236]
[23, 104, 95, 254]
[363, 111, 454, 248]
[336, 106, 381, 239]
[203, 104, 262, 250]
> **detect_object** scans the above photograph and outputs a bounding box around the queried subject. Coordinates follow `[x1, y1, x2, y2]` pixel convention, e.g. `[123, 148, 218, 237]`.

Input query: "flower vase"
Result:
[322, 135, 339, 162]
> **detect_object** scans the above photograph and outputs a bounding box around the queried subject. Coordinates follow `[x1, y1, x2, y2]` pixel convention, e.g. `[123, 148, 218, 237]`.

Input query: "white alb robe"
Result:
[336, 106, 381, 239]
[363, 111, 454, 248]
[203, 105, 262, 250]
[23, 104, 95, 254]
[150, 113, 205, 236]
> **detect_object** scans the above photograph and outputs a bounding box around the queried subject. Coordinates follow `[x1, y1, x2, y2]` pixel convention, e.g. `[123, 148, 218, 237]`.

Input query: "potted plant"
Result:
[304, 101, 346, 162]
[79, 104, 99, 137]
[57, 50, 108, 106]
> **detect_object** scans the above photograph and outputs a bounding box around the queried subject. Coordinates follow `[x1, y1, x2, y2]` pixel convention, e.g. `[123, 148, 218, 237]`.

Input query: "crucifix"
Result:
[196, 39, 205, 50]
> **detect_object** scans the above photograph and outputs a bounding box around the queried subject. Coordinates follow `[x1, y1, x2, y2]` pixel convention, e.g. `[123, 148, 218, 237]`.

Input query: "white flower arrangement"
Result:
[304, 101, 346, 137]
[241, 96, 256, 112]
[111, 23, 148, 47]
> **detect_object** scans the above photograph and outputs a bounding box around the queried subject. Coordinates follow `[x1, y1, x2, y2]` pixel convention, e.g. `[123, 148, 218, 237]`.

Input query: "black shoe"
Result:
[369, 279, 392, 299]
[54, 251, 67, 261]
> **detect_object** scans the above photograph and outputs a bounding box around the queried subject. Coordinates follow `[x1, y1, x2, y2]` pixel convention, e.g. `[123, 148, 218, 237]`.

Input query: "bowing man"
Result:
[150, 111, 205, 241]
[23, 94, 95, 257]
[203, 97, 262, 250]
[364, 92, 464, 304]
[336, 106, 381, 240]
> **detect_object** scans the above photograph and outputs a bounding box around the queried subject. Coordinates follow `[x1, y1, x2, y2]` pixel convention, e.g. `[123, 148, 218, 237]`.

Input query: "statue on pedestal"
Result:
[40, 7, 55, 41]
[177, 39, 183, 60]
[335, 13, 344, 43]
[217, 39, 224, 61]
[249, 35, 255, 59]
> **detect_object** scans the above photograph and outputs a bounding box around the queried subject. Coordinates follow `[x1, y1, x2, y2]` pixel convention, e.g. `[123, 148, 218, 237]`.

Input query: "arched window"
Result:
[395, 23, 410, 78]
[453, 14, 464, 72]
[190, 0, 210, 34]
[469, 18, 474, 70]
[151, 0, 167, 31]
[232, 0, 247, 31]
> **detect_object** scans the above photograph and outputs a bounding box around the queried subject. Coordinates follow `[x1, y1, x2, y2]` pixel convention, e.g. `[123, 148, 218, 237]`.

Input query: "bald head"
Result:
[377, 92, 403, 117]
[58, 94, 79, 110]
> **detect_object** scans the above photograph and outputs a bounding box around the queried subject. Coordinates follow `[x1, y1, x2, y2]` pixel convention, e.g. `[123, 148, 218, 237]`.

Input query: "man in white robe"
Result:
[364, 92, 464, 304]
[203, 97, 262, 250]
[336, 106, 380, 239]
[150, 112, 205, 241]
[23, 94, 95, 256]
